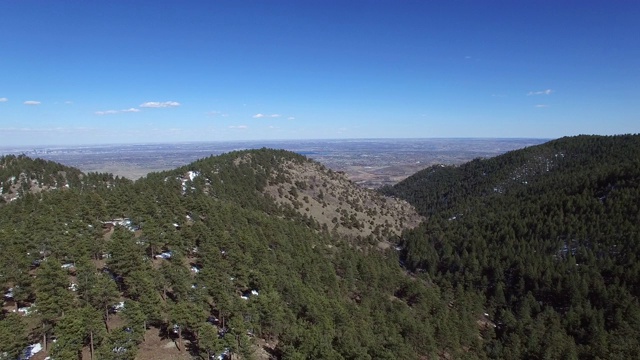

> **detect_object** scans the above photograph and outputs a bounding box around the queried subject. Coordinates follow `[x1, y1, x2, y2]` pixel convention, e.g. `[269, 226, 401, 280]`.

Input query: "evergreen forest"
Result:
[1, 150, 479, 360]
[1, 134, 640, 359]
[383, 134, 640, 359]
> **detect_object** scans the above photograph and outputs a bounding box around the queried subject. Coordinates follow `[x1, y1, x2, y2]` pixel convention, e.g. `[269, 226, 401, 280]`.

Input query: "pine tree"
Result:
[120, 300, 147, 342]
[52, 306, 105, 360]
[168, 300, 202, 351]
[198, 322, 226, 359]
[0, 313, 29, 359]
[34, 257, 74, 349]
[88, 273, 121, 328]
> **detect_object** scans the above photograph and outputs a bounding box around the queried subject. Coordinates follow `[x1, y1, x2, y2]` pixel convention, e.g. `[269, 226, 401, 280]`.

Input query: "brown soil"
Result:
[262, 159, 423, 243]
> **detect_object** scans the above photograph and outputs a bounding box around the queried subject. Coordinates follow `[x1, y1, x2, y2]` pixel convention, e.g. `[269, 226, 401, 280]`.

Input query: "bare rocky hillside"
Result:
[260, 156, 423, 244]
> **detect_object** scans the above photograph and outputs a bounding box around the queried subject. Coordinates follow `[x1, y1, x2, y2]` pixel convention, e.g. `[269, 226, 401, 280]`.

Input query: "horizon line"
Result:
[0, 136, 556, 151]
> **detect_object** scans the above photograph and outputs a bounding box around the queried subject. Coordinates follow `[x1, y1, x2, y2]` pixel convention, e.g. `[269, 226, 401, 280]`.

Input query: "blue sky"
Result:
[1, 0, 639, 146]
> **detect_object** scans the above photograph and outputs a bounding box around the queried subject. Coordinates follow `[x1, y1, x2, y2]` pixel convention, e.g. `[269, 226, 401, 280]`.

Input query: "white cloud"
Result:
[228, 125, 248, 129]
[287, 116, 295, 120]
[535, 104, 549, 108]
[95, 108, 140, 115]
[139, 101, 181, 108]
[0, 97, 7, 102]
[252, 113, 280, 118]
[65, 101, 73, 104]
[24, 100, 41, 105]
[527, 89, 553, 96]
[95, 110, 119, 115]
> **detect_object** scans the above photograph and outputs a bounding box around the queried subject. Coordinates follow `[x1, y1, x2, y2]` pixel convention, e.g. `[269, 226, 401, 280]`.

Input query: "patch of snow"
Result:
[20, 343, 42, 359]
[112, 301, 125, 312]
[18, 306, 34, 315]
[187, 170, 200, 181]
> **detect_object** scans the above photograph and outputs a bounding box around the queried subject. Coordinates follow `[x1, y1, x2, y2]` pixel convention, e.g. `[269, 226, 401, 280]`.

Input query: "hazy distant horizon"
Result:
[0, 137, 551, 182]
[0, 136, 556, 154]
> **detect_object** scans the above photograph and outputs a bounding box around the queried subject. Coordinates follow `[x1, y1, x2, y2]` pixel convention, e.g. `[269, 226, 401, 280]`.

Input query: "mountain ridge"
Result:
[385, 134, 640, 358]
[1, 148, 467, 360]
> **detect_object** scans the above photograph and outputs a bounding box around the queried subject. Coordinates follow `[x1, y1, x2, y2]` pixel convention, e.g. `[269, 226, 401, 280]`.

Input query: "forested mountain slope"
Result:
[175, 148, 422, 244]
[0, 149, 481, 360]
[383, 134, 640, 358]
[0, 154, 129, 204]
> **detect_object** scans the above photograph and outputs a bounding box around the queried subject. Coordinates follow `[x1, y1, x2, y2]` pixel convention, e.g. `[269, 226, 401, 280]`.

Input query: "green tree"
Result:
[107, 227, 144, 278]
[52, 306, 105, 360]
[34, 257, 74, 349]
[89, 273, 121, 328]
[120, 300, 147, 342]
[168, 301, 202, 351]
[198, 322, 226, 359]
[0, 313, 29, 360]
[96, 327, 137, 360]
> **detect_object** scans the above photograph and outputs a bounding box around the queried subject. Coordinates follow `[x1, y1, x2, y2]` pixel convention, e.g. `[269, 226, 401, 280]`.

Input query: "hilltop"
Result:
[0, 154, 129, 204]
[0, 149, 477, 360]
[0, 155, 83, 203]
[176, 148, 422, 245]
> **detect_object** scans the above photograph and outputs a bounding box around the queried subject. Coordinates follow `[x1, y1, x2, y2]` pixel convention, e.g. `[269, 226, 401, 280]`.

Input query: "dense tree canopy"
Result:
[0, 148, 479, 359]
[384, 134, 640, 358]
[3, 136, 638, 358]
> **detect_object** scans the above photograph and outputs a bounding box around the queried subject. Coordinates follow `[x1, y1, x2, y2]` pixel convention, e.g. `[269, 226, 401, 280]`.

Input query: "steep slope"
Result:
[385, 134, 640, 358]
[0, 154, 84, 203]
[383, 134, 640, 215]
[0, 150, 481, 360]
[174, 148, 423, 245]
[0, 154, 128, 204]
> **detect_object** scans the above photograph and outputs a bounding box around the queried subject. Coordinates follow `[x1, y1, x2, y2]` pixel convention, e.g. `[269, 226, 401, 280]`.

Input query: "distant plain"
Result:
[1, 138, 548, 187]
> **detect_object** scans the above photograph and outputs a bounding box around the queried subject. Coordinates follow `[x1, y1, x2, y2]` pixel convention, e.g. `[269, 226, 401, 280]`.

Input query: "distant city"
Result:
[1, 138, 548, 187]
